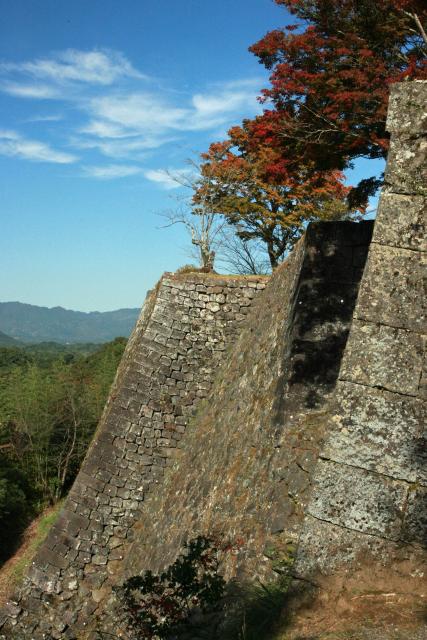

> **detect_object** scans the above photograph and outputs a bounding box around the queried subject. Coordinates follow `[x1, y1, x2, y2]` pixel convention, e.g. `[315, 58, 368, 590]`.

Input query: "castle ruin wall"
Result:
[117, 221, 373, 597]
[1, 273, 267, 638]
[1, 80, 425, 640]
[295, 81, 426, 582]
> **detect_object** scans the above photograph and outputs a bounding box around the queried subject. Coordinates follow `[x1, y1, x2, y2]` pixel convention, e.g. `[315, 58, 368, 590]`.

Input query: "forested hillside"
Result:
[0, 338, 126, 563]
[0, 331, 22, 346]
[0, 302, 139, 343]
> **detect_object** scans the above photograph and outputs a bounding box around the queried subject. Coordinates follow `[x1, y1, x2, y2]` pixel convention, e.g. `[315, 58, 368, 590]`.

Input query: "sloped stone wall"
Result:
[295, 82, 426, 586]
[1, 273, 267, 639]
[1, 80, 424, 640]
[113, 221, 373, 603]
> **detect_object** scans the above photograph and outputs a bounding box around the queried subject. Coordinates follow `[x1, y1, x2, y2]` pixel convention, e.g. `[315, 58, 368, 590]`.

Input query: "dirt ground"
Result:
[1, 514, 425, 640]
[0, 503, 61, 605]
[282, 556, 426, 640]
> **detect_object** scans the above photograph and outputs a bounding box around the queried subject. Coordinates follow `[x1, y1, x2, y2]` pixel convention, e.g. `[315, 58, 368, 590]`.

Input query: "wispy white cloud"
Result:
[79, 119, 137, 139]
[73, 134, 171, 159]
[74, 92, 190, 157]
[89, 81, 261, 135]
[87, 93, 189, 134]
[191, 78, 262, 124]
[2, 82, 60, 99]
[0, 47, 264, 168]
[83, 164, 143, 179]
[78, 78, 262, 156]
[0, 129, 77, 163]
[1, 48, 144, 87]
[144, 168, 193, 190]
[25, 113, 63, 123]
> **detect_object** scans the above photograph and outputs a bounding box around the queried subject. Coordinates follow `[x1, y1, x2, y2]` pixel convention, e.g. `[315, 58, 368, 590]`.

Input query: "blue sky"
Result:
[0, 0, 382, 312]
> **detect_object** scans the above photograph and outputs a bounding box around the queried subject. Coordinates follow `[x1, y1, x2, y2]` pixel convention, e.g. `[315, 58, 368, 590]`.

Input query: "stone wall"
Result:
[1, 272, 267, 639]
[295, 81, 426, 590]
[102, 220, 373, 634]
[1, 80, 425, 640]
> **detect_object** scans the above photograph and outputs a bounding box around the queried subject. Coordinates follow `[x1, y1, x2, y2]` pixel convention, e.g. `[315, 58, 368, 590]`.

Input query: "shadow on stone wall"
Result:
[272, 221, 373, 419]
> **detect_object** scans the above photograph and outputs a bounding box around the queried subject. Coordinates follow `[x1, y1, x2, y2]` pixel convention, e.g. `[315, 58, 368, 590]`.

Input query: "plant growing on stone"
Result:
[194, 133, 354, 269]
[158, 160, 226, 272]
[114, 536, 226, 639]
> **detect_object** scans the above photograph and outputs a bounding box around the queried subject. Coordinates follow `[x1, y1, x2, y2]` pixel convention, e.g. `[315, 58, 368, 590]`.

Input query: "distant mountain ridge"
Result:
[0, 301, 140, 344]
[0, 329, 23, 346]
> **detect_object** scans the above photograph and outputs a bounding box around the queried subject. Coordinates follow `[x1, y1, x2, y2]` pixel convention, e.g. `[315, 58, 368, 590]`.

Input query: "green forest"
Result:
[0, 338, 126, 563]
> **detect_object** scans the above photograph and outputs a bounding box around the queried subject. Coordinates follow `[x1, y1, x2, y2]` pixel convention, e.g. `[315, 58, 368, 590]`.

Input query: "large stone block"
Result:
[385, 134, 427, 196]
[387, 81, 427, 134]
[26, 565, 61, 594]
[323, 381, 425, 482]
[53, 509, 90, 537]
[372, 193, 426, 252]
[402, 485, 427, 546]
[356, 244, 424, 332]
[292, 83, 427, 614]
[307, 459, 408, 540]
[34, 547, 69, 571]
[340, 320, 424, 396]
[295, 514, 425, 577]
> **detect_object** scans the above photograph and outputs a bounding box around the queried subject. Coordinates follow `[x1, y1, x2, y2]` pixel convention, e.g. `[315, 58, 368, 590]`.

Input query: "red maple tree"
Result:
[248, 0, 426, 204]
[195, 125, 358, 269]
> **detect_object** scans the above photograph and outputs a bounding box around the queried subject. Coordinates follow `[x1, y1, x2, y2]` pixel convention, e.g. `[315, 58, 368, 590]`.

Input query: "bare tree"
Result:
[158, 157, 281, 274]
[216, 227, 271, 275]
[402, 10, 427, 50]
[160, 204, 223, 272]
[158, 159, 226, 272]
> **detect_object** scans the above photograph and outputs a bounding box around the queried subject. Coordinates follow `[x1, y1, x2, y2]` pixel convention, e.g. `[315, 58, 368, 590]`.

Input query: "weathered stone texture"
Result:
[340, 320, 424, 395]
[296, 515, 426, 576]
[372, 193, 426, 251]
[386, 81, 427, 134]
[385, 134, 427, 195]
[295, 81, 427, 587]
[356, 243, 425, 331]
[322, 381, 426, 482]
[385, 80, 427, 196]
[1, 271, 267, 639]
[308, 459, 409, 540]
[402, 485, 427, 546]
[1, 81, 425, 639]
[115, 221, 372, 599]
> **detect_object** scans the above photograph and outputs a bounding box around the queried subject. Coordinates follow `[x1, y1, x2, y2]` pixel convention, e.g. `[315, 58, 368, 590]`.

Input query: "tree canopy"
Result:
[194, 125, 355, 268]
[0, 339, 126, 562]
[247, 0, 426, 204]
[191, 0, 426, 268]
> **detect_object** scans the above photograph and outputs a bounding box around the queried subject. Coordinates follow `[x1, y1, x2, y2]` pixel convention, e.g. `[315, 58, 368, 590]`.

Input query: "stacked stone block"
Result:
[1, 80, 425, 639]
[296, 81, 426, 577]
[1, 273, 267, 639]
[116, 221, 373, 606]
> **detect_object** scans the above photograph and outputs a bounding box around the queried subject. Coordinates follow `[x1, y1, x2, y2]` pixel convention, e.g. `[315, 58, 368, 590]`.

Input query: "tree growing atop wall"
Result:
[159, 161, 271, 275]
[158, 163, 225, 272]
[194, 126, 356, 269]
